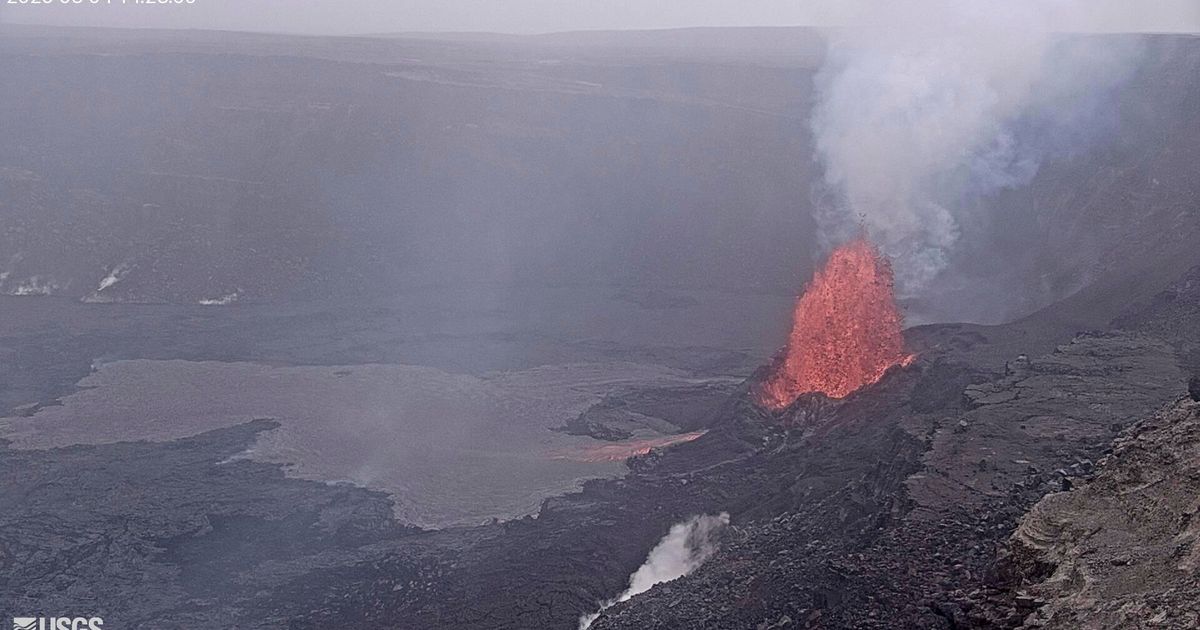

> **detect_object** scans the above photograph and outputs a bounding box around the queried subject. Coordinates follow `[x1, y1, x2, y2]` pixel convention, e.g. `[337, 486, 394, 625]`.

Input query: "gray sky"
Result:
[2, 0, 1198, 35]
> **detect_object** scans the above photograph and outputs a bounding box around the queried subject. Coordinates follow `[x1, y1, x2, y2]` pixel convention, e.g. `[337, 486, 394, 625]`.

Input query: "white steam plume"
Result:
[97, 262, 132, 292]
[8, 276, 60, 296]
[809, 1, 1160, 294]
[579, 512, 729, 630]
[199, 290, 240, 306]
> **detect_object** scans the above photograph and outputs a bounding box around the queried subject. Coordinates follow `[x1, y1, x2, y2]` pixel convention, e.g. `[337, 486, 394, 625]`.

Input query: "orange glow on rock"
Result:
[758, 238, 914, 409]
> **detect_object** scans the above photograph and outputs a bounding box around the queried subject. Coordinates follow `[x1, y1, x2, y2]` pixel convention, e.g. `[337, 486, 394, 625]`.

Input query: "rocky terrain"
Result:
[1007, 397, 1200, 629]
[586, 334, 1188, 629]
[577, 258, 1200, 629]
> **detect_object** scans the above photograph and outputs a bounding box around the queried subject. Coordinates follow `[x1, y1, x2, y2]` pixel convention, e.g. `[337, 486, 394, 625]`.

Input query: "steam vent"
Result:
[758, 237, 914, 409]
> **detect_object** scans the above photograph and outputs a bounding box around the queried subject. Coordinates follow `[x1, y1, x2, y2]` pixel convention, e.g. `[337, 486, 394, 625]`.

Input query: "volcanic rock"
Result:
[557, 382, 740, 441]
[1004, 398, 1200, 629]
[586, 330, 1184, 629]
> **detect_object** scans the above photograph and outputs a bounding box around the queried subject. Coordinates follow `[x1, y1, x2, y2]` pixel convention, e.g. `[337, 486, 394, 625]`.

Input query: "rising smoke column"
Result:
[579, 513, 730, 629]
[809, 0, 1143, 296]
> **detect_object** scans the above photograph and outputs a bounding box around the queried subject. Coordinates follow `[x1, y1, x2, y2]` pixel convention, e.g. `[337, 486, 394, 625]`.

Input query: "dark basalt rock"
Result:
[0, 420, 424, 629]
[589, 331, 1185, 630]
[556, 382, 740, 441]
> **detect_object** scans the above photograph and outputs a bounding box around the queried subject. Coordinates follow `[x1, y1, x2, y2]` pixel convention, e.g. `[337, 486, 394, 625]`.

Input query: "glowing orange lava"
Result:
[757, 237, 914, 410]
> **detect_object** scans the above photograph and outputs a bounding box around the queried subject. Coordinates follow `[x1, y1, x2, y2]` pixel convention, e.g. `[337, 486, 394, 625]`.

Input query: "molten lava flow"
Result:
[758, 238, 914, 410]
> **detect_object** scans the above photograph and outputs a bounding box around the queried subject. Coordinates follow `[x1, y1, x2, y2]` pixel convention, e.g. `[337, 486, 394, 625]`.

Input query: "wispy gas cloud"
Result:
[199, 291, 240, 306]
[97, 262, 132, 292]
[7, 276, 61, 296]
[809, 0, 1159, 294]
[579, 512, 729, 629]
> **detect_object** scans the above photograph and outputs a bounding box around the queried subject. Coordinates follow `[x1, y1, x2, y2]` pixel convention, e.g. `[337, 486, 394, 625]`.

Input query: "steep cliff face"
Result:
[940, 36, 1200, 325]
[1007, 398, 1200, 629]
[978, 268, 1200, 629]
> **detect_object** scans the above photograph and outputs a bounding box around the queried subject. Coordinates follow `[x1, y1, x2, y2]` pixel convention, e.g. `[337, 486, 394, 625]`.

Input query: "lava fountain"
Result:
[757, 237, 914, 410]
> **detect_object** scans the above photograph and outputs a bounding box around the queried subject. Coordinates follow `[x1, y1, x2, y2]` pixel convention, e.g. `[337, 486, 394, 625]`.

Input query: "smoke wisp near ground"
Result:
[579, 512, 731, 629]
